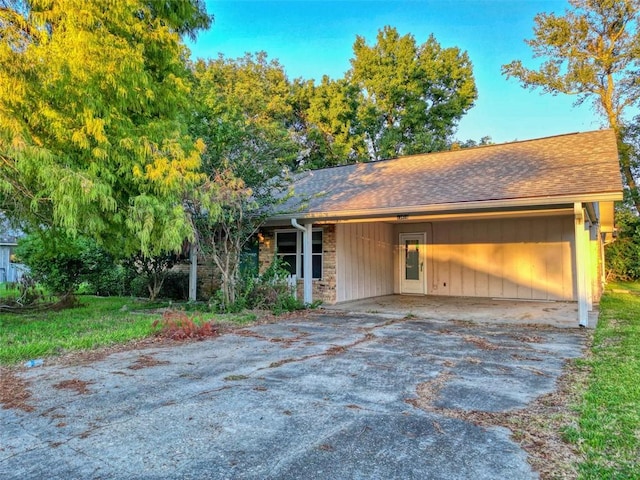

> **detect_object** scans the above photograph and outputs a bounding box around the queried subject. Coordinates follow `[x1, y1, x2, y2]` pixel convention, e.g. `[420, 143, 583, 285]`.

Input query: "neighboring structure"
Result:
[0, 216, 27, 283]
[260, 129, 623, 326]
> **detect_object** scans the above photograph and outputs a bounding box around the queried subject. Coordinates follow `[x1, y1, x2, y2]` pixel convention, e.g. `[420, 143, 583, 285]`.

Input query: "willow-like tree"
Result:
[502, 0, 640, 213]
[0, 0, 211, 255]
[349, 26, 477, 161]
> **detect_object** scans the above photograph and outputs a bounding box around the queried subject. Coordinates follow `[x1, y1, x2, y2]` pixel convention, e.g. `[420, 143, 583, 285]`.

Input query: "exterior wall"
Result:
[394, 216, 577, 301]
[258, 224, 337, 304]
[0, 244, 26, 283]
[172, 260, 219, 299]
[335, 222, 394, 303]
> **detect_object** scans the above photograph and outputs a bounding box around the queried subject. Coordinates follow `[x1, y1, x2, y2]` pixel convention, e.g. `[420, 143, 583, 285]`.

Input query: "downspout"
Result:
[291, 219, 313, 305]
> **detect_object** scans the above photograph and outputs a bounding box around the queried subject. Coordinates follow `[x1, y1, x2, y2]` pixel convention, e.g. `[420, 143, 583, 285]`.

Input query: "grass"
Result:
[0, 295, 256, 365]
[569, 281, 640, 479]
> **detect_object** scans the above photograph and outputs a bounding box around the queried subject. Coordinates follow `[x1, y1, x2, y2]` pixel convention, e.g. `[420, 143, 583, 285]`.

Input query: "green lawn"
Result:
[0, 295, 255, 365]
[571, 282, 640, 479]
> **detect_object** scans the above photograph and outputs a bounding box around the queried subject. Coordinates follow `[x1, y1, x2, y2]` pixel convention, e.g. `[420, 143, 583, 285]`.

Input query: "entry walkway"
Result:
[325, 294, 597, 328]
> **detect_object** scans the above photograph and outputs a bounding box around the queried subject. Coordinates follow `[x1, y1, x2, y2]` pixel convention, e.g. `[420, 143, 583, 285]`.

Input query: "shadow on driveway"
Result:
[1, 313, 586, 479]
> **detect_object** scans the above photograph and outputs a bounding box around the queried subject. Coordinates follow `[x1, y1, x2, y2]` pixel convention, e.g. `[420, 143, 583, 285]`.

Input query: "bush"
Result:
[16, 232, 98, 295]
[152, 310, 219, 340]
[15, 231, 132, 297]
[158, 271, 190, 300]
[210, 256, 305, 314]
[605, 207, 640, 280]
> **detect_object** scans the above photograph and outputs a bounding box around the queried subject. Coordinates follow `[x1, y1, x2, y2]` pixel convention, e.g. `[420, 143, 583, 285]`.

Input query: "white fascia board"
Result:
[267, 192, 622, 224]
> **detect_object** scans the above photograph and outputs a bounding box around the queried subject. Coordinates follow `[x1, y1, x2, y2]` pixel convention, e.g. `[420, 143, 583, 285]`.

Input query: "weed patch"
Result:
[152, 310, 219, 340]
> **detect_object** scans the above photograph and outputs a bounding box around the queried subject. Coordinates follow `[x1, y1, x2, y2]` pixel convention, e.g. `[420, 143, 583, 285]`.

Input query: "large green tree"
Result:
[349, 26, 477, 161]
[0, 0, 211, 255]
[502, 0, 640, 213]
[291, 76, 366, 168]
[189, 53, 296, 308]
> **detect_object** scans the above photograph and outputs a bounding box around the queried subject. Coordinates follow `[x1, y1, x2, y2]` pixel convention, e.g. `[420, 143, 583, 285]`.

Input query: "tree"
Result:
[502, 0, 640, 213]
[0, 0, 211, 255]
[291, 76, 367, 168]
[189, 53, 295, 308]
[349, 26, 477, 161]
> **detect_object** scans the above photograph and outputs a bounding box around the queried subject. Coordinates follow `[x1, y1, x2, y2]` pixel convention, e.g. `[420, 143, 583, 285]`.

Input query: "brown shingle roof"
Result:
[280, 129, 622, 217]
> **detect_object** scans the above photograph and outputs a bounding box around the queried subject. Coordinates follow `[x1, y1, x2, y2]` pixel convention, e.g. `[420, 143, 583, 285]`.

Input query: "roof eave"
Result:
[267, 192, 623, 224]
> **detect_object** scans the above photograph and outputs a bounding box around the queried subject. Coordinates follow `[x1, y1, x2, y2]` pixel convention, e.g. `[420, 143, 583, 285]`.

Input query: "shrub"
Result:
[16, 232, 99, 295]
[122, 253, 179, 300]
[158, 271, 190, 300]
[152, 310, 219, 340]
[210, 256, 305, 314]
[605, 207, 640, 280]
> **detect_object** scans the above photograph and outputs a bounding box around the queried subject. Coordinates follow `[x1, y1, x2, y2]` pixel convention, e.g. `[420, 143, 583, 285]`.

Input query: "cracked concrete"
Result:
[0, 312, 586, 479]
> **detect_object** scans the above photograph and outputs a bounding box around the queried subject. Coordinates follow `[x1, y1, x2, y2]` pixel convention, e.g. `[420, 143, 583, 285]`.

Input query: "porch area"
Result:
[323, 294, 598, 329]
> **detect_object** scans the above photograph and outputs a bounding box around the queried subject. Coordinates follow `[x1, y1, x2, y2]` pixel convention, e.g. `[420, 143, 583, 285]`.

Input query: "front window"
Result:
[275, 229, 322, 279]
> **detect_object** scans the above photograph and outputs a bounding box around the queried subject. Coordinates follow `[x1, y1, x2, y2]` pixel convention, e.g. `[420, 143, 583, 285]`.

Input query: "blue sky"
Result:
[187, 0, 602, 144]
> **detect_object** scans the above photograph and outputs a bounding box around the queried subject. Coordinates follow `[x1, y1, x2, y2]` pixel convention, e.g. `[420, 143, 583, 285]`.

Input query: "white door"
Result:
[400, 233, 426, 294]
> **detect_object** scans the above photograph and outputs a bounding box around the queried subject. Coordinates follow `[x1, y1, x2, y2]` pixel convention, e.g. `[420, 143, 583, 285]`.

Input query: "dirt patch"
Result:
[127, 354, 170, 370]
[462, 335, 500, 350]
[510, 334, 544, 343]
[53, 378, 94, 395]
[0, 368, 34, 412]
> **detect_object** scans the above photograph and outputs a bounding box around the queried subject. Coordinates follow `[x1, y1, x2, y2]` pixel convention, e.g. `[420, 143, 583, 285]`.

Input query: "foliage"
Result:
[450, 135, 493, 150]
[0, 296, 157, 363]
[0, 295, 257, 364]
[247, 255, 305, 314]
[122, 251, 179, 300]
[502, 0, 640, 213]
[0, 0, 211, 255]
[189, 53, 295, 308]
[190, 53, 298, 181]
[291, 76, 366, 168]
[349, 26, 477, 160]
[16, 231, 104, 295]
[157, 271, 191, 300]
[151, 310, 219, 340]
[207, 255, 304, 315]
[605, 206, 640, 279]
[568, 284, 640, 477]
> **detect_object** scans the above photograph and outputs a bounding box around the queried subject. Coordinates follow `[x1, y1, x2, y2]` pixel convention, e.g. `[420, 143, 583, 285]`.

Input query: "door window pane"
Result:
[405, 239, 419, 280]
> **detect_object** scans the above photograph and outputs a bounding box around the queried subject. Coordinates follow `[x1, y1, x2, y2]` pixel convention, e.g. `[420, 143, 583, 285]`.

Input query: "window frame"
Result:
[274, 228, 323, 280]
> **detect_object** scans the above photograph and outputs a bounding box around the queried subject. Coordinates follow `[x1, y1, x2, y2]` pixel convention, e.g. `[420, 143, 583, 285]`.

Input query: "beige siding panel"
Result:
[336, 223, 394, 302]
[397, 216, 575, 301]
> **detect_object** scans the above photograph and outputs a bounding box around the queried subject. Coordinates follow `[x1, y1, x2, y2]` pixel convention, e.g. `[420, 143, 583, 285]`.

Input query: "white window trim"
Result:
[275, 228, 323, 280]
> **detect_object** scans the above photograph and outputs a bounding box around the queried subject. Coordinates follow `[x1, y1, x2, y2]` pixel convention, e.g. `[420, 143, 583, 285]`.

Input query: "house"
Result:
[0, 216, 27, 283]
[259, 129, 623, 326]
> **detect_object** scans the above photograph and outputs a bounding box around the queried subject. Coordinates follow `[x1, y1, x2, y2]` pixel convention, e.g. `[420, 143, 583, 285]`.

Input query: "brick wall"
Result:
[259, 224, 337, 304]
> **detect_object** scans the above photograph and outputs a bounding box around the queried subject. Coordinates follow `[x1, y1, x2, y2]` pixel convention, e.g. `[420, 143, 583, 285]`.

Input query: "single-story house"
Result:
[260, 129, 623, 326]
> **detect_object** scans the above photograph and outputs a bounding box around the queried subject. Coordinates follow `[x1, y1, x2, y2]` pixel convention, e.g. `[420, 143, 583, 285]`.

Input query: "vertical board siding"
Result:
[396, 216, 576, 301]
[336, 223, 394, 302]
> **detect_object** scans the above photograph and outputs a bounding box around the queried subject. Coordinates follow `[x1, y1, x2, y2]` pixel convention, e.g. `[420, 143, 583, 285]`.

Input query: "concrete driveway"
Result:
[0, 313, 586, 479]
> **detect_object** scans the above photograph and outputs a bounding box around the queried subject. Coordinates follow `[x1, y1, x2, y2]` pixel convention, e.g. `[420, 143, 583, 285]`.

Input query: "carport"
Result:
[324, 294, 598, 328]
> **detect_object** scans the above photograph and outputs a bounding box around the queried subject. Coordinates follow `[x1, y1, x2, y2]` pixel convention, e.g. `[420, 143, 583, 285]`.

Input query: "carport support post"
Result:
[291, 219, 313, 305]
[574, 203, 589, 327]
[302, 223, 313, 305]
[189, 241, 198, 301]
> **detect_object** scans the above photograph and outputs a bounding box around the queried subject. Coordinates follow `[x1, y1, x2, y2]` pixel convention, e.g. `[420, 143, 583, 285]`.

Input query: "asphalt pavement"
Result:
[0, 312, 586, 479]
